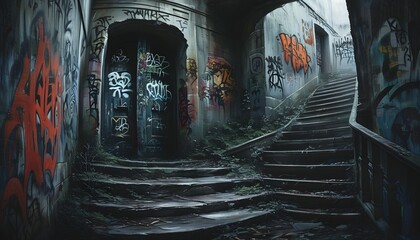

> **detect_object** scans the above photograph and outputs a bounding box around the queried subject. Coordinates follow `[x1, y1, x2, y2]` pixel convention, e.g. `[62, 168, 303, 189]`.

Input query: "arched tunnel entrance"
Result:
[102, 20, 187, 157]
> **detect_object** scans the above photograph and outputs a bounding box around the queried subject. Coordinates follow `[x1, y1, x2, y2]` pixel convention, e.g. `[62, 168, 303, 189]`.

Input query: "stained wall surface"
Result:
[262, 1, 355, 112]
[0, 0, 91, 238]
[348, 0, 420, 155]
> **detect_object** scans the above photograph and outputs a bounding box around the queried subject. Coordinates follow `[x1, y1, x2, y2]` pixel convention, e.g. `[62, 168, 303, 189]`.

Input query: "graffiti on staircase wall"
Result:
[265, 56, 285, 96]
[108, 71, 133, 99]
[123, 8, 170, 22]
[90, 9, 188, 62]
[201, 57, 235, 112]
[0, 0, 84, 237]
[87, 74, 100, 133]
[371, 17, 420, 154]
[179, 82, 192, 136]
[90, 15, 114, 61]
[0, 14, 58, 239]
[278, 33, 312, 74]
[334, 36, 354, 64]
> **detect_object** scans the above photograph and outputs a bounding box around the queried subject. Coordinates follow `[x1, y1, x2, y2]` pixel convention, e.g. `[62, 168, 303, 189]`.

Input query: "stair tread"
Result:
[82, 192, 268, 210]
[81, 175, 255, 186]
[272, 190, 355, 199]
[282, 207, 361, 216]
[274, 135, 352, 143]
[91, 163, 230, 172]
[93, 208, 272, 237]
[264, 177, 354, 184]
[264, 149, 353, 154]
[297, 110, 351, 120]
[264, 163, 353, 167]
[112, 159, 204, 167]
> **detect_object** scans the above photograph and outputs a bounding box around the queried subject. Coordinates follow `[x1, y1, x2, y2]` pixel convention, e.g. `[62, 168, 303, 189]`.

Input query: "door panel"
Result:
[103, 46, 137, 156]
[137, 40, 176, 156]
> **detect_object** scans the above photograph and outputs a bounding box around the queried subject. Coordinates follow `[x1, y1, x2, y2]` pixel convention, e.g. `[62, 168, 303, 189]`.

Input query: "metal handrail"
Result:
[348, 79, 420, 172]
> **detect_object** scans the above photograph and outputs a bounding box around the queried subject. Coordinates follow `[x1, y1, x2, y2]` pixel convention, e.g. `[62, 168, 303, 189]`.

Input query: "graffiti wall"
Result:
[0, 0, 89, 238]
[263, 2, 318, 103]
[370, 17, 420, 155]
[332, 34, 356, 72]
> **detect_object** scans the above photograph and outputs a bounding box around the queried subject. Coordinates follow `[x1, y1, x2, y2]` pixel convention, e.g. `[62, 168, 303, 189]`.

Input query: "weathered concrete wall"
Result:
[347, 0, 420, 155]
[83, 0, 240, 152]
[262, 1, 355, 114]
[347, 0, 420, 238]
[0, 0, 91, 238]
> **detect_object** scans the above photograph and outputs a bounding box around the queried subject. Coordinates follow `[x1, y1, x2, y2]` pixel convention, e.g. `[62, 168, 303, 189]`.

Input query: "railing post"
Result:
[372, 144, 383, 219]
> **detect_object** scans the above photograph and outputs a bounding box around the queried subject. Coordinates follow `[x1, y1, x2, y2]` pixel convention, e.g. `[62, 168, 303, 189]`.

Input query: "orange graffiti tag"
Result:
[1, 17, 62, 222]
[279, 33, 312, 74]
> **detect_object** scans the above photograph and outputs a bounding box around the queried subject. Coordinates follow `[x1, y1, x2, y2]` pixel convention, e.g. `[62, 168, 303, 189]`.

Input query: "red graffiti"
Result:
[279, 33, 312, 74]
[1, 17, 62, 222]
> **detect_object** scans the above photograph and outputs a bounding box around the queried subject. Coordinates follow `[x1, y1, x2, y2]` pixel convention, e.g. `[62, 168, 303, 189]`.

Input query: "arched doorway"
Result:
[101, 20, 187, 158]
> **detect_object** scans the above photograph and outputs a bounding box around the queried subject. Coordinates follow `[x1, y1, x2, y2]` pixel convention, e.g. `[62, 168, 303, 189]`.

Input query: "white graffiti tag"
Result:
[146, 80, 172, 101]
[145, 53, 170, 76]
[108, 71, 133, 98]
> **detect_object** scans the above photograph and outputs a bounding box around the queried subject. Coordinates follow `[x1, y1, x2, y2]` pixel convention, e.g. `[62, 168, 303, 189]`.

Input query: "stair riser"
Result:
[290, 119, 349, 131]
[81, 194, 268, 219]
[306, 93, 354, 106]
[262, 151, 354, 164]
[79, 180, 259, 199]
[281, 209, 361, 223]
[301, 104, 353, 116]
[93, 212, 272, 240]
[321, 79, 356, 89]
[265, 179, 356, 192]
[281, 127, 352, 139]
[90, 166, 231, 179]
[304, 98, 354, 112]
[270, 140, 353, 150]
[272, 193, 357, 209]
[263, 166, 354, 180]
[313, 84, 355, 96]
[318, 83, 355, 94]
[111, 160, 201, 168]
[311, 88, 355, 100]
[296, 111, 350, 122]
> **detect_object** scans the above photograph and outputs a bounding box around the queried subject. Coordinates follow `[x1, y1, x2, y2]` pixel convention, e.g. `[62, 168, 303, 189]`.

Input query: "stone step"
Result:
[321, 77, 356, 89]
[92, 208, 272, 240]
[304, 97, 355, 112]
[271, 191, 357, 209]
[296, 109, 350, 122]
[81, 192, 269, 219]
[290, 118, 349, 131]
[90, 163, 231, 179]
[271, 135, 353, 150]
[310, 87, 355, 101]
[79, 175, 259, 198]
[109, 159, 206, 168]
[281, 207, 362, 223]
[312, 83, 356, 97]
[306, 92, 354, 106]
[264, 177, 355, 192]
[281, 126, 352, 139]
[301, 102, 353, 116]
[263, 163, 354, 180]
[262, 149, 354, 164]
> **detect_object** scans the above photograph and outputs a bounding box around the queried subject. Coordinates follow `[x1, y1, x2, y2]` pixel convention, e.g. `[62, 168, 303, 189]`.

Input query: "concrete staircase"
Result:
[74, 158, 273, 239]
[262, 76, 361, 222]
